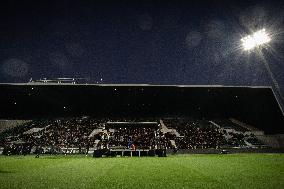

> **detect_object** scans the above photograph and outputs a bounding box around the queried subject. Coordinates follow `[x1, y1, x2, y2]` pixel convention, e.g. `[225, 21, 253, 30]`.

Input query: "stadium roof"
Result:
[0, 82, 274, 88]
[0, 83, 283, 134]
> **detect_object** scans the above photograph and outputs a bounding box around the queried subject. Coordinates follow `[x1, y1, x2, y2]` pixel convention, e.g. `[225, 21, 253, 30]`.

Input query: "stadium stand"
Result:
[162, 118, 226, 149]
[0, 116, 273, 156]
[0, 84, 283, 155]
[212, 119, 249, 132]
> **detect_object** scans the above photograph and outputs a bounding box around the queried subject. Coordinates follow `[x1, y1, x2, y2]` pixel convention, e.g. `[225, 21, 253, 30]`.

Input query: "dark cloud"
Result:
[2, 58, 29, 78]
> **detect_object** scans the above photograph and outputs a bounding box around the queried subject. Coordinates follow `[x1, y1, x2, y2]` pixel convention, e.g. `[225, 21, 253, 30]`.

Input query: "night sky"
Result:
[0, 0, 284, 91]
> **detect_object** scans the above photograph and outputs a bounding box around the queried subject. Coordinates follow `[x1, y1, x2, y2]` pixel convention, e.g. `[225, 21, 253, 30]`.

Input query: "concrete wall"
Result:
[0, 120, 31, 133]
[257, 134, 284, 148]
[272, 134, 284, 148]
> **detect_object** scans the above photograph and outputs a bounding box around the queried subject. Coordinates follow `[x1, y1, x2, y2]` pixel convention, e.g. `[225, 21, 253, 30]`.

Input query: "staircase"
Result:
[159, 119, 180, 137]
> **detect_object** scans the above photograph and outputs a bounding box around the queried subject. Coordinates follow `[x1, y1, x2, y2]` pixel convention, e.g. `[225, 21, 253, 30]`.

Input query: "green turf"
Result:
[0, 153, 283, 189]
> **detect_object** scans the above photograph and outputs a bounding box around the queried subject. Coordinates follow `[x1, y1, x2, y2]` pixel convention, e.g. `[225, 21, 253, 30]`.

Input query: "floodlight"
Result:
[241, 29, 271, 51]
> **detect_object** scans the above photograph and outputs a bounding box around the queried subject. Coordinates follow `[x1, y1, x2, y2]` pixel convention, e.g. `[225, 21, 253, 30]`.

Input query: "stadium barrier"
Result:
[156, 149, 167, 157]
[93, 149, 109, 157]
[93, 149, 165, 157]
[167, 148, 284, 154]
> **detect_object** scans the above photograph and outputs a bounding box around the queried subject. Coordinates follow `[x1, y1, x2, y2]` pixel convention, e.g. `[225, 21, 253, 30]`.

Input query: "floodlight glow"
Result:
[241, 29, 271, 51]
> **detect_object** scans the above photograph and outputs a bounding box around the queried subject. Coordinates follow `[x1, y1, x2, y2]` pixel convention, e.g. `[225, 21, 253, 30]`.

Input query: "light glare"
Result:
[241, 29, 271, 51]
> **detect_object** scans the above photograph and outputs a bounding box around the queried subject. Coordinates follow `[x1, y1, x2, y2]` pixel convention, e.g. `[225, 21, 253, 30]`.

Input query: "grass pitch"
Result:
[0, 153, 283, 189]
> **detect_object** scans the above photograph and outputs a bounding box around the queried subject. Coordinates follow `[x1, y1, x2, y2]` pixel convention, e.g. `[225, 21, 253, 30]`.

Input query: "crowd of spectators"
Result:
[156, 131, 174, 149]
[25, 118, 100, 148]
[225, 132, 246, 147]
[0, 118, 161, 154]
[0, 117, 265, 155]
[107, 127, 157, 149]
[1, 117, 101, 154]
[163, 118, 226, 149]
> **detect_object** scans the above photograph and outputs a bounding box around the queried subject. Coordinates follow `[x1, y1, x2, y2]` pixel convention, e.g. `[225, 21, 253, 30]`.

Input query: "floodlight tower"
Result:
[241, 28, 284, 114]
[241, 29, 271, 51]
